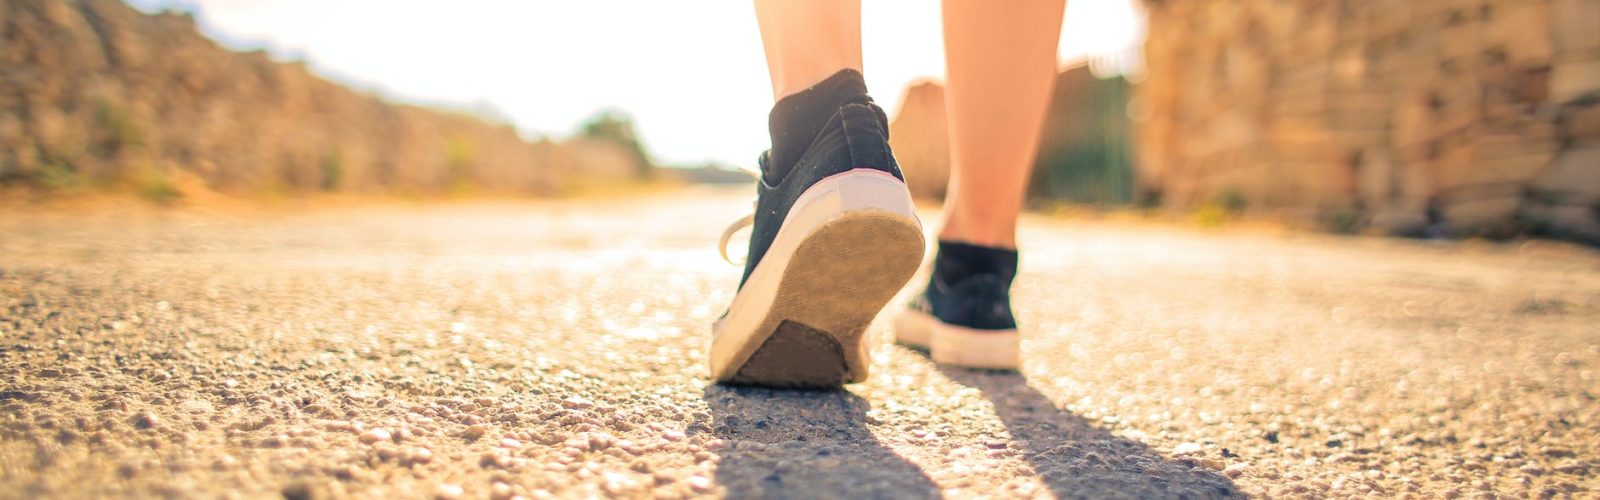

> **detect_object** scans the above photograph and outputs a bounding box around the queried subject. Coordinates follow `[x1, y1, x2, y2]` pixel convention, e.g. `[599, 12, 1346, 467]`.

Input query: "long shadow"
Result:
[937, 366, 1242, 498]
[697, 385, 940, 499]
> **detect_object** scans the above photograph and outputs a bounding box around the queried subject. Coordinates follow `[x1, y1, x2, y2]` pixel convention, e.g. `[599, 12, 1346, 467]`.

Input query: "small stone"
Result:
[262, 434, 289, 448]
[562, 397, 594, 409]
[479, 451, 508, 469]
[499, 438, 522, 449]
[463, 425, 488, 439]
[602, 471, 636, 493]
[1224, 462, 1250, 478]
[132, 412, 159, 430]
[1172, 442, 1204, 456]
[359, 428, 392, 444]
[490, 482, 512, 499]
[408, 447, 433, 465]
[433, 483, 463, 499]
[213, 454, 239, 471]
[686, 475, 713, 493]
[282, 481, 314, 500]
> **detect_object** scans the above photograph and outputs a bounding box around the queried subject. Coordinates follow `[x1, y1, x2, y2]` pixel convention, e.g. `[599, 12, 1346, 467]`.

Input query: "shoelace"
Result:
[718, 210, 754, 266]
[717, 167, 762, 266]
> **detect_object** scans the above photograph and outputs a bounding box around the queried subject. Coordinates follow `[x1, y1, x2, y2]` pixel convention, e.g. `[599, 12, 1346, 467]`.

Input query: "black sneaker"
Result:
[712, 99, 924, 388]
[893, 242, 1020, 369]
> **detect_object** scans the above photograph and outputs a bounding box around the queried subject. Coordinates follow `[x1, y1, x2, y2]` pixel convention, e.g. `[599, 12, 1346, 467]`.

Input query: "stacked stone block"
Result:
[1139, 0, 1600, 241]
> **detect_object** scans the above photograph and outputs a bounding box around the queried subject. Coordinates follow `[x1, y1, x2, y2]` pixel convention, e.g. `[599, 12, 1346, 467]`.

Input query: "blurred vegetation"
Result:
[1324, 209, 1363, 235]
[579, 110, 655, 179]
[36, 153, 84, 192]
[444, 135, 477, 194]
[93, 98, 144, 157]
[1193, 190, 1246, 228]
[319, 147, 344, 192]
[133, 166, 181, 204]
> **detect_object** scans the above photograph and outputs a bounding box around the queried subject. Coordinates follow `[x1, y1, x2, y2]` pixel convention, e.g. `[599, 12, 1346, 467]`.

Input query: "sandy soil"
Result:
[1, 187, 1597, 498]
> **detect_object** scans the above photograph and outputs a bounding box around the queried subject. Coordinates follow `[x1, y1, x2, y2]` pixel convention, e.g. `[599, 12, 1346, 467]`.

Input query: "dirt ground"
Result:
[2, 187, 1597, 498]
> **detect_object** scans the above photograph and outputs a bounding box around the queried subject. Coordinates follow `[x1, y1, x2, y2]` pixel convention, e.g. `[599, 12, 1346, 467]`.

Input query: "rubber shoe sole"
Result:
[711, 169, 924, 388]
[893, 307, 1020, 370]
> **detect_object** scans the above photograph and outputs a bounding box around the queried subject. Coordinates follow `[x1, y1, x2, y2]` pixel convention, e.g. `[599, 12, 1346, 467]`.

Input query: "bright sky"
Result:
[124, 0, 1145, 167]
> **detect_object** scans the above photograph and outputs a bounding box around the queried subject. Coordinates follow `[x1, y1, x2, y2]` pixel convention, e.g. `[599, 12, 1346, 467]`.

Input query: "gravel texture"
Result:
[2, 187, 1598, 498]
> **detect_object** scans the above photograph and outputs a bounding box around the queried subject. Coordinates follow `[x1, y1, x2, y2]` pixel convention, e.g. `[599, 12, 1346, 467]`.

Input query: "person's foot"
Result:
[893, 241, 1020, 370]
[711, 95, 924, 388]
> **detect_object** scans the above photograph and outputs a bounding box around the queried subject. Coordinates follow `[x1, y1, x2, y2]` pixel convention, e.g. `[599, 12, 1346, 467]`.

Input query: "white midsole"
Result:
[711, 169, 921, 380]
[894, 308, 1020, 370]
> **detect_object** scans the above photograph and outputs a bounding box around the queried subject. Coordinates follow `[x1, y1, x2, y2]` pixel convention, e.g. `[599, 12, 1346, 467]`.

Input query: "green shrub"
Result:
[1215, 189, 1248, 214]
[579, 110, 654, 179]
[1325, 209, 1362, 234]
[36, 156, 83, 192]
[320, 147, 344, 191]
[93, 99, 144, 156]
[1192, 203, 1230, 228]
[444, 135, 476, 193]
[134, 168, 182, 204]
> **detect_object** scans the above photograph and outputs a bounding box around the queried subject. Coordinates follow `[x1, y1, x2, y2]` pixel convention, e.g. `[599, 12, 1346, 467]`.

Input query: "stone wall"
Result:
[0, 0, 642, 196]
[1138, 0, 1600, 240]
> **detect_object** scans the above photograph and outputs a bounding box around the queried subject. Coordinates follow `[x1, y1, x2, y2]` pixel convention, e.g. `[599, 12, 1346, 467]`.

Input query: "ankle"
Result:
[932, 239, 1019, 287]
[764, 69, 870, 184]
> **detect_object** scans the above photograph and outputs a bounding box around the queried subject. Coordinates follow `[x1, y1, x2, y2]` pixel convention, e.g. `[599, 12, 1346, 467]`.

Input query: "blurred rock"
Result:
[0, 0, 647, 196]
[886, 81, 950, 199]
[1140, 0, 1600, 242]
[1533, 146, 1600, 205]
[889, 65, 1134, 204]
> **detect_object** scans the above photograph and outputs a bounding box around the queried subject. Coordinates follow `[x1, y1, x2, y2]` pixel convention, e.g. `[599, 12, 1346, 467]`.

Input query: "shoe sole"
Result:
[711, 169, 924, 388]
[893, 308, 1020, 370]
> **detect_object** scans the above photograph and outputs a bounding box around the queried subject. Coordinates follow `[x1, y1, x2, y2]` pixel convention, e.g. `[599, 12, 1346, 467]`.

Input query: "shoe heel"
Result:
[930, 326, 1020, 370]
[712, 169, 924, 387]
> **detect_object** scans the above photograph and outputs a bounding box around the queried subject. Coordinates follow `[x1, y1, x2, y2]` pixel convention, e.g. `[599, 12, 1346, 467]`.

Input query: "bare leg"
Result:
[754, 0, 863, 100]
[939, 0, 1065, 248]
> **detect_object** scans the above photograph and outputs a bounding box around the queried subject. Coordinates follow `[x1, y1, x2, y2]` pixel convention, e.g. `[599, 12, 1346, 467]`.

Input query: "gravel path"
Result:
[2, 188, 1598, 499]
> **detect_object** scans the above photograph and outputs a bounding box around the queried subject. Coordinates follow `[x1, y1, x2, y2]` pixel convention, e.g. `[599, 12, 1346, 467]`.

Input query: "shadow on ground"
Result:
[695, 361, 1241, 499]
[936, 366, 1242, 498]
[697, 386, 940, 498]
